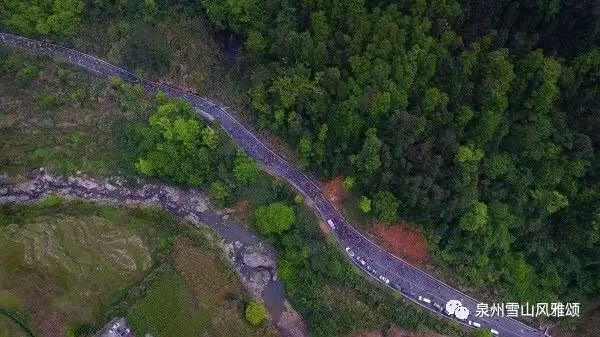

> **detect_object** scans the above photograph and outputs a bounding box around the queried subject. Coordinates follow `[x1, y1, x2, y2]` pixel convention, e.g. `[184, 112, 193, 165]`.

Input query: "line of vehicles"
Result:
[344, 245, 499, 336]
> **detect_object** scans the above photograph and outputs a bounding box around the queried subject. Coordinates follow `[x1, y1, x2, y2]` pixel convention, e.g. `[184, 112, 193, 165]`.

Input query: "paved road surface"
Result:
[0, 32, 549, 337]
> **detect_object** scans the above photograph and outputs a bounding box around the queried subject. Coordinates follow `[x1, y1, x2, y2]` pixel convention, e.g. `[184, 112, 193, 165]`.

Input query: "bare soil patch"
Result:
[233, 199, 250, 224]
[322, 176, 348, 207]
[368, 222, 431, 265]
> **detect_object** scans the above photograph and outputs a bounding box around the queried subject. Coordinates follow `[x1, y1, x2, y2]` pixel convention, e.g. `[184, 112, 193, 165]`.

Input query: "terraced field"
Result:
[0, 206, 155, 336]
[0, 202, 274, 337]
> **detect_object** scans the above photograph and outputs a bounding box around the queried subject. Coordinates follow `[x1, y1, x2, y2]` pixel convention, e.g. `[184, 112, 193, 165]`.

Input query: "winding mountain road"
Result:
[0, 32, 548, 337]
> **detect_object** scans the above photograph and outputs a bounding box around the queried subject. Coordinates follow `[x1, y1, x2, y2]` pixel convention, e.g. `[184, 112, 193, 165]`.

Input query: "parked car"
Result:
[378, 275, 390, 284]
[345, 247, 355, 257]
[468, 320, 481, 328]
[418, 295, 431, 304]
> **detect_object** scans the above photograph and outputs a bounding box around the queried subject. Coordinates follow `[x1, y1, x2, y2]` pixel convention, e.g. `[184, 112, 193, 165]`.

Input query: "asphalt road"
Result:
[0, 32, 549, 337]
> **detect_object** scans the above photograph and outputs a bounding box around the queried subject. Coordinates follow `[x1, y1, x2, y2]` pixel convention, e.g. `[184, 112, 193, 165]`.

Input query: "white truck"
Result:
[327, 219, 336, 230]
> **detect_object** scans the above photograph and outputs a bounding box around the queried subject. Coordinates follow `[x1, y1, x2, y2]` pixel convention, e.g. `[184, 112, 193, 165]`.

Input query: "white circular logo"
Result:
[445, 299, 462, 315]
[455, 306, 470, 320]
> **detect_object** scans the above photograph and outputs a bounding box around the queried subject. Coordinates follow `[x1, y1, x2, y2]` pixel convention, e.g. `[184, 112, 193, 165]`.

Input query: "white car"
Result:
[345, 247, 355, 257]
[418, 296, 431, 304]
[378, 275, 390, 284]
[490, 329, 499, 335]
[357, 256, 366, 265]
[468, 320, 481, 328]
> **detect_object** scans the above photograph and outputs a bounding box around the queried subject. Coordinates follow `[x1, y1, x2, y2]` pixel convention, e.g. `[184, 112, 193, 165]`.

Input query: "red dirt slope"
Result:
[369, 222, 431, 266]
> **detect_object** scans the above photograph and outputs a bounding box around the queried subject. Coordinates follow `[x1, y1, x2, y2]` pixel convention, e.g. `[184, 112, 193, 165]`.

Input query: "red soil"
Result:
[369, 222, 431, 265]
[319, 176, 430, 266]
[322, 176, 348, 207]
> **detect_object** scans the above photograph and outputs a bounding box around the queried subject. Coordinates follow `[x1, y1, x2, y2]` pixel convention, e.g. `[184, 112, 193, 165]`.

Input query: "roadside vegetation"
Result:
[0, 47, 152, 177]
[0, 200, 273, 337]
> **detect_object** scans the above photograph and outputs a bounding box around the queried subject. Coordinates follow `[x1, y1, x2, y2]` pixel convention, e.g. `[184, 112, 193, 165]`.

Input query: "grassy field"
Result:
[122, 237, 274, 337]
[125, 270, 205, 337]
[0, 201, 274, 337]
[0, 47, 154, 177]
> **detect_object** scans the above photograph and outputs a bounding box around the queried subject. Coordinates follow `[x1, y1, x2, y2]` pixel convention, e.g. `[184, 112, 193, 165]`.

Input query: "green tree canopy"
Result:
[1, 0, 83, 39]
[373, 191, 399, 223]
[459, 201, 488, 232]
[245, 301, 266, 326]
[233, 151, 260, 184]
[254, 202, 295, 235]
[133, 98, 217, 187]
[359, 196, 372, 213]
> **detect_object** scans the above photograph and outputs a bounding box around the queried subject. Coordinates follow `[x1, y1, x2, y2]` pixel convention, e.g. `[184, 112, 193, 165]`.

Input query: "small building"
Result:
[94, 317, 134, 337]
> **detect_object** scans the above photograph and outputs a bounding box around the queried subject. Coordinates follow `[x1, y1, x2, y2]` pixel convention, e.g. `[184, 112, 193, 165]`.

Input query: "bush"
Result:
[245, 302, 266, 326]
[157, 236, 174, 252]
[210, 180, 230, 205]
[37, 194, 64, 209]
[233, 151, 260, 184]
[16, 65, 40, 86]
[38, 93, 64, 111]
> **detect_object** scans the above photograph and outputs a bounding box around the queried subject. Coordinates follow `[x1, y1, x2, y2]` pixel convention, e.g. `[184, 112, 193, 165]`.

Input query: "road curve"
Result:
[0, 32, 548, 337]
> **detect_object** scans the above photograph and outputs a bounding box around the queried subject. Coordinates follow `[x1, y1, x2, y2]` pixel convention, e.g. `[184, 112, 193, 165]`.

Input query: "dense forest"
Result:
[1, 0, 598, 318]
[193, 0, 600, 307]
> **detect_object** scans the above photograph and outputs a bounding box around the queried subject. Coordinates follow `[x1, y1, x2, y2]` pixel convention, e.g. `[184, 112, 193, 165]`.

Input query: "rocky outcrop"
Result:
[219, 240, 278, 298]
[243, 244, 277, 268]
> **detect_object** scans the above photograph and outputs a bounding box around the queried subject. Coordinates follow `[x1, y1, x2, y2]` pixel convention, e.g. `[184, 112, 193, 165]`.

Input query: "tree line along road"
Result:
[0, 32, 550, 337]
